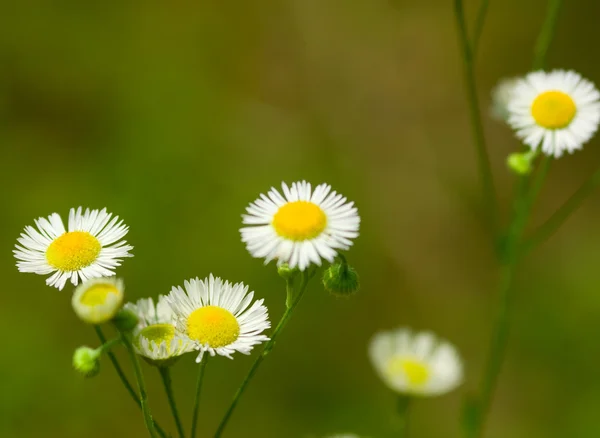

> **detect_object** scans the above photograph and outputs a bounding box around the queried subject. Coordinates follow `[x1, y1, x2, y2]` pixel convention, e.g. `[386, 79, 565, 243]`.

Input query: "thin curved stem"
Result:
[472, 0, 491, 56]
[465, 1, 564, 435]
[190, 356, 208, 438]
[159, 367, 186, 438]
[214, 272, 311, 438]
[532, 0, 563, 70]
[397, 396, 411, 438]
[523, 166, 600, 253]
[455, 0, 498, 234]
[121, 332, 159, 438]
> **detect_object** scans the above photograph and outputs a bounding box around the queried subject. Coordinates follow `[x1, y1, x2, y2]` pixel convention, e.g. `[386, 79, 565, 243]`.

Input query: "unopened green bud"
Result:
[113, 308, 139, 332]
[277, 263, 299, 280]
[73, 346, 101, 378]
[507, 151, 535, 175]
[323, 262, 360, 297]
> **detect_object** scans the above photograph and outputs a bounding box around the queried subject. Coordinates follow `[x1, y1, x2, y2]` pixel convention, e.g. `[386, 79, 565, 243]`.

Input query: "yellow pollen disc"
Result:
[46, 231, 101, 271]
[387, 357, 430, 386]
[79, 283, 119, 306]
[531, 90, 577, 129]
[137, 324, 175, 349]
[186, 306, 240, 348]
[272, 201, 327, 241]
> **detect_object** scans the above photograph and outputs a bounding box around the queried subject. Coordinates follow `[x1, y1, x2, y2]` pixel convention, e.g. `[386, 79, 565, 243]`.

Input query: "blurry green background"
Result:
[2, 0, 600, 437]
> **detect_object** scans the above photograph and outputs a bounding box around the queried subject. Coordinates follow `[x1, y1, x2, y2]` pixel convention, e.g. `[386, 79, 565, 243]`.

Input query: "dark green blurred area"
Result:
[2, 1, 600, 437]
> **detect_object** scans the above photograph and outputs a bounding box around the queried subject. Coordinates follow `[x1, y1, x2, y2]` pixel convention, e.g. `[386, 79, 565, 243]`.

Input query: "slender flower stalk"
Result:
[159, 367, 186, 438]
[397, 396, 411, 438]
[462, 1, 563, 437]
[190, 356, 208, 438]
[454, 0, 498, 234]
[120, 331, 159, 438]
[214, 271, 312, 438]
[94, 326, 168, 438]
[472, 0, 491, 56]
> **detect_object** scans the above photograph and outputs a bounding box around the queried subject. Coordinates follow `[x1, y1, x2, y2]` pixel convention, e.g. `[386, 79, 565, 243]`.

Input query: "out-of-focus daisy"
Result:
[507, 70, 600, 157]
[72, 277, 124, 324]
[125, 296, 193, 367]
[490, 77, 519, 122]
[368, 328, 463, 397]
[240, 181, 360, 271]
[14, 207, 133, 290]
[167, 275, 270, 361]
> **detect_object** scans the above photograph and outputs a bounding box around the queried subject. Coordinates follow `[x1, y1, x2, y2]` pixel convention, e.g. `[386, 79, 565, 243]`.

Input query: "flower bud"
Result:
[322, 261, 360, 297]
[277, 263, 299, 280]
[113, 308, 139, 333]
[72, 277, 124, 324]
[507, 152, 533, 175]
[73, 346, 101, 378]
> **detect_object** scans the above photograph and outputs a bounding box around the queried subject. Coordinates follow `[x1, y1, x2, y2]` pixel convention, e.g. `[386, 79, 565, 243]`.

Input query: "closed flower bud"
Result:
[113, 308, 139, 333]
[277, 263, 299, 280]
[72, 277, 124, 324]
[73, 346, 101, 378]
[507, 151, 535, 175]
[323, 261, 360, 297]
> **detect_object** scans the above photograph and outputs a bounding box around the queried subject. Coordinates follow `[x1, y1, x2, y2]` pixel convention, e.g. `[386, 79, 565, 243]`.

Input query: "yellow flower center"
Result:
[46, 231, 101, 271]
[186, 306, 240, 348]
[79, 283, 120, 306]
[137, 323, 176, 350]
[531, 90, 577, 129]
[272, 201, 327, 241]
[387, 357, 430, 386]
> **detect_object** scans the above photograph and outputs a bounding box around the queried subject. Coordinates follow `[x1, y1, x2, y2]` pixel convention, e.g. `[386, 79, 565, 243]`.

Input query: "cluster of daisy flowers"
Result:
[492, 69, 600, 162]
[13, 183, 464, 436]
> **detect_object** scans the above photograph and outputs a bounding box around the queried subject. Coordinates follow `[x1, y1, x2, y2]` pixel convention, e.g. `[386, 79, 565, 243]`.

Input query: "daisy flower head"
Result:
[507, 70, 600, 157]
[240, 181, 360, 271]
[14, 207, 133, 290]
[368, 328, 463, 397]
[124, 296, 193, 367]
[72, 277, 124, 324]
[167, 275, 270, 361]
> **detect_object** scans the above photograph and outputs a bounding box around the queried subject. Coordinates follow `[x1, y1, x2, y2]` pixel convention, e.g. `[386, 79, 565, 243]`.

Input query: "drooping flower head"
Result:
[167, 275, 270, 361]
[507, 70, 600, 157]
[14, 207, 133, 290]
[368, 328, 463, 397]
[72, 277, 124, 324]
[240, 181, 360, 271]
[124, 296, 193, 367]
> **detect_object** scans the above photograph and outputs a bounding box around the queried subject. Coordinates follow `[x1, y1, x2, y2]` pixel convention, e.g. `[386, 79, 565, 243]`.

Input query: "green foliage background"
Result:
[2, 1, 600, 437]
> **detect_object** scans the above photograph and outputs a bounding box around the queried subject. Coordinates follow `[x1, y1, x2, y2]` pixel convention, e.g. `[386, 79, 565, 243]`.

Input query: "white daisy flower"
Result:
[166, 275, 270, 361]
[490, 77, 519, 122]
[240, 181, 360, 271]
[368, 328, 463, 397]
[14, 207, 133, 290]
[507, 70, 600, 157]
[72, 277, 124, 324]
[124, 296, 193, 367]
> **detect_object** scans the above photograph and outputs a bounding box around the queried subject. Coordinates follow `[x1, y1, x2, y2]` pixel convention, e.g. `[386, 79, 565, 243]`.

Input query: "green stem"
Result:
[397, 396, 411, 437]
[94, 326, 140, 407]
[467, 176, 529, 438]
[454, 0, 498, 234]
[159, 367, 186, 438]
[190, 356, 208, 438]
[121, 332, 159, 438]
[532, 0, 563, 70]
[98, 337, 122, 354]
[94, 327, 168, 438]
[472, 0, 491, 56]
[524, 167, 600, 253]
[214, 272, 311, 438]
